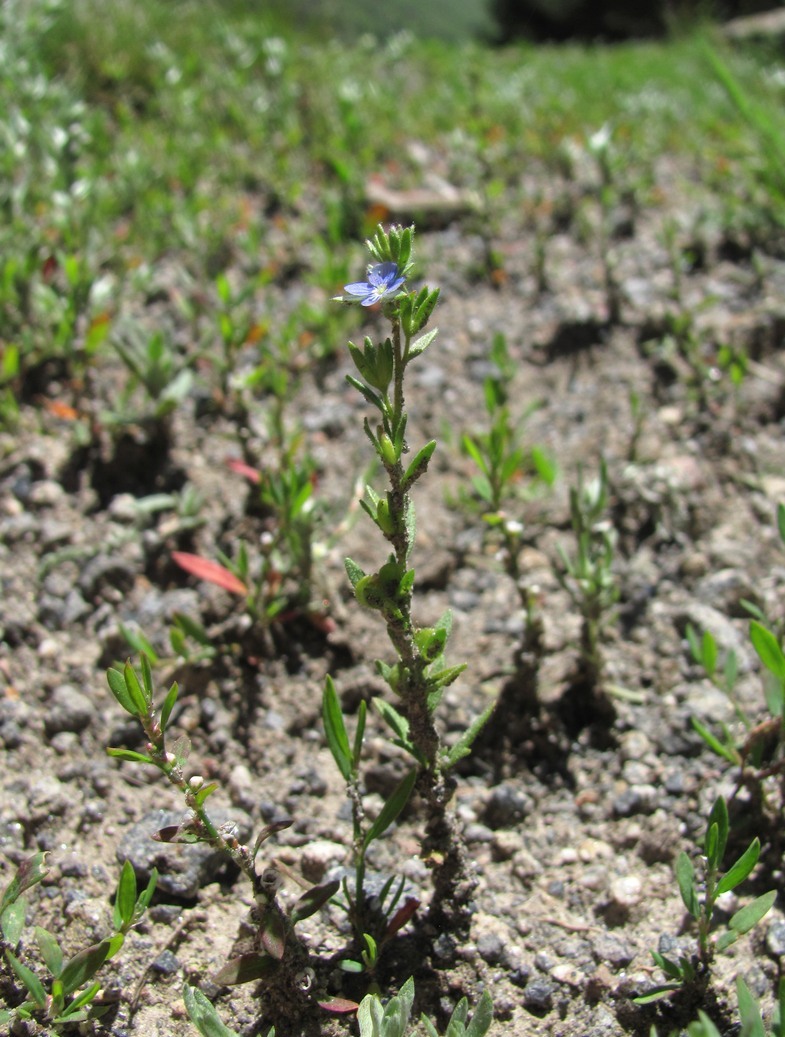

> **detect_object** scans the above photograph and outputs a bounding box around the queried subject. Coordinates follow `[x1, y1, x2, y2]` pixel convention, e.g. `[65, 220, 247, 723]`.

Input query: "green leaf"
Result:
[114, 860, 137, 930]
[778, 503, 785, 547]
[363, 769, 417, 851]
[749, 621, 785, 681]
[401, 440, 437, 491]
[172, 612, 212, 646]
[35, 926, 63, 977]
[159, 682, 179, 734]
[123, 662, 149, 716]
[444, 701, 495, 768]
[119, 624, 159, 665]
[408, 327, 438, 359]
[136, 868, 158, 915]
[632, 984, 683, 1005]
[106, 667, 139, 716]
[60, 939, 112, 995]
[107, 748, 154, 765]
[1, 898, 26, 944]
[702, 630, 718, 677]
[687, 1010, 723, 1037]
[464, 989, 494, 1037]
[352, 699, 367, 769]
[736, 976, 766, 1037]
[651, 949, 686, 981]
[716, 838, 760, 897]
[6, 949, 48, 1008]
[184, 983, 241, 1037]
[705, 797, 729, 868]
[691, 717, 740, 765]
[344, 557, 366, 589]
[59, 979, 101, 1017]
[323, 676, 352, 781]
[726, 889, 777, 940]
[675, 852, 700, 919]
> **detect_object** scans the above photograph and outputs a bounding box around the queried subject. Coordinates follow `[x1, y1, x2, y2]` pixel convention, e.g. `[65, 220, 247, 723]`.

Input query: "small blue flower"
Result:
[343, 261, 405, 306]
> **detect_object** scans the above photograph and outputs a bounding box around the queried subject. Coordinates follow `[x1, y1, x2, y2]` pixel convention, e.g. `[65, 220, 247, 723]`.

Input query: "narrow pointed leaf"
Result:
[172, 552, 248, 596]
[114, 860, 137, 930]
[727, 890, 777, 937]
[1, 851, 47, 913]
[289, 880, 340, 925]
[716, 839, 760, 896]
[213, 953, 277, 986]
[444, 701, 495, 768]
[259, 910, 286, 960]
[323, 676, 352, 781]
[6, 950, 48, 1007]
[749, 621, 785, 681]
[35, 926, 63, 977]
[60, 939, 111, 994]
[106, 667, 138, 716]
[184, 983, 239, 1037]
[123, 663, 148, 715]
[107, 748, 154, 765]
[159, 681, 179, 734]
[676, 852, 700, 919]
[363, 769, 417, 850]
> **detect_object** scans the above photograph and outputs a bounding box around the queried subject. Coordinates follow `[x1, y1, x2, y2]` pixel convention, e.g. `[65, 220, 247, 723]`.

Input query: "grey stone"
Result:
[766, 920, 785, 958]
[44, 684, 93, 736]
[482, 783, 533, 829]
[523, 976, 554, 1014]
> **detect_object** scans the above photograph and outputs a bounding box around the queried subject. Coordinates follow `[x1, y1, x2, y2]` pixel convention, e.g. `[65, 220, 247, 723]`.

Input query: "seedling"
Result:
[0, 852, 156, 1032]
[635, 795, 776, 1004]
[105, 658, 338, 1002]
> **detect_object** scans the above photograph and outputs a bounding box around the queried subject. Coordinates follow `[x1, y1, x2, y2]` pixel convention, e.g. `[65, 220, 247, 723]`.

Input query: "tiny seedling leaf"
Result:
[184, 983, 241, 1037]
[675, 852, 700, 919]
[464, 989, 494, 1037]
[749, 621, 785, 681]
[6, 950, 48, 1008]
[716, 838, 760, 897]
[114, 860, 138, 930]
[35, 926, 63, 978]
[736, 976, 766, 1037]
[726, 889, 777, 940]
[706, 797, 729, 868]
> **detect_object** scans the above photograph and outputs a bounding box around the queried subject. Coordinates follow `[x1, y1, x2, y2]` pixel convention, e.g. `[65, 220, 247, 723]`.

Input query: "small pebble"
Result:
[766, 920, 785, 958]
[523, 976, 554, 1014]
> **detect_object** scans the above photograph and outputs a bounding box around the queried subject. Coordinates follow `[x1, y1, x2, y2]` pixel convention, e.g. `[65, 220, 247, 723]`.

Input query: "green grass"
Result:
[2, 0, 784, 408]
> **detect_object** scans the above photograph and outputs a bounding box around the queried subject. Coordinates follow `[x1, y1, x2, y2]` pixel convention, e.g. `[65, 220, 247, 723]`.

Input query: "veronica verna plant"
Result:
[635, 795, 776, 1005]
[105, 657, 339, 1019]
[325, 225, 493, 943]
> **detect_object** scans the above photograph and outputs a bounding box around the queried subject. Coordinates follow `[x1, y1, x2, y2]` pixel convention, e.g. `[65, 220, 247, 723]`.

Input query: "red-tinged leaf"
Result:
[172, 552, 248, 596]
[213, 953, 278, 986]
[318, 998, 360, 1014]
[225, 458, 261, 483]
[259, 910, 286, 960]
[384, 896, 420, 940]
